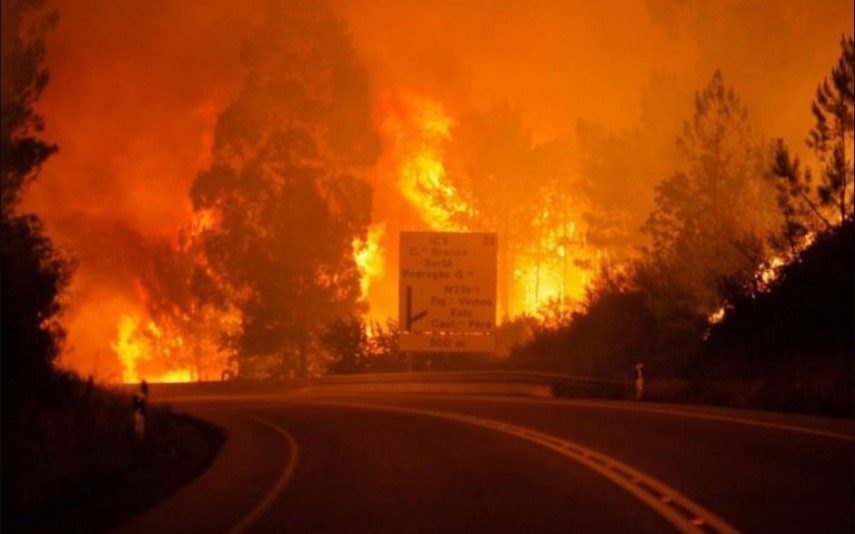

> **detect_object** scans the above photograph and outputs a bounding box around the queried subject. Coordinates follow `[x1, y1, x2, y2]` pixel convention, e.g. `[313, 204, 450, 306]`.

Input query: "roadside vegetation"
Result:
[1, 2, 223, 528]
[501, 37, 852, 415]
[323, 36, 854, 416]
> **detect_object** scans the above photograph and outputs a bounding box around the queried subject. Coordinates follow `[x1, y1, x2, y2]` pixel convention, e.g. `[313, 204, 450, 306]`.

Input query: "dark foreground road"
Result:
[119, 392, 854, 534]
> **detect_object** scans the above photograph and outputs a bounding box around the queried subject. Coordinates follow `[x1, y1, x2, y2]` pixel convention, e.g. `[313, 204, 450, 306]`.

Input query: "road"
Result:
[119, 391, 854, 533]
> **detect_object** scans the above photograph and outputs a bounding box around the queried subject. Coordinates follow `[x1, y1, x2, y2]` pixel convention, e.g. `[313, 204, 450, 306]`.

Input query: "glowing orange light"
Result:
[111, 314, 194, 383]
[385, 96, 473, 231]
[353, 223, 386, 299]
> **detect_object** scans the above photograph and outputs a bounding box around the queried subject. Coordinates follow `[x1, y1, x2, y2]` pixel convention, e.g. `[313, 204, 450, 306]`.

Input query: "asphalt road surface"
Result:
[119, 392, 854, 533]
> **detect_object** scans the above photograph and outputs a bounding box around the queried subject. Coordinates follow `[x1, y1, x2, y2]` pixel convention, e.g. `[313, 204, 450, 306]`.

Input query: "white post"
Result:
[635, 362, 645, 401]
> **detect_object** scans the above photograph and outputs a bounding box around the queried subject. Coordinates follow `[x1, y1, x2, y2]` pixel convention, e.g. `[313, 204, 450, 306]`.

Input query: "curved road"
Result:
[119, 392, 854, 533]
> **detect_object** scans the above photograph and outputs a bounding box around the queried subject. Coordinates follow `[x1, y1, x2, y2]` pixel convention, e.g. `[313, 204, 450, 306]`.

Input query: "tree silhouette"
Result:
[1, 0, 71, 384]
[644, 70, 779, 313]
[190, 0, 379, 378]
[772, 35, 853, 249]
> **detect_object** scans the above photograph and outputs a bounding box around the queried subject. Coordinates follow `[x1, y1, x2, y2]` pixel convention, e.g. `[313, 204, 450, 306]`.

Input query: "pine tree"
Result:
[772, 35, 854, 248]
[644, 71, 778, 313]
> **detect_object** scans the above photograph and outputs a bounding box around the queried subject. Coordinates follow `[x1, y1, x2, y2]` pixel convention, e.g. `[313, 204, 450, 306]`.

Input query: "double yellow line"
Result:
[251, 399, 742, 534]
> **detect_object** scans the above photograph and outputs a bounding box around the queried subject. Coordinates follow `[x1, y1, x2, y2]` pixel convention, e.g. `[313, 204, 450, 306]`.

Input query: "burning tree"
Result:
[447, 105, 589, 317]
[643, 70, 780, 315]
[1, 0, 71, 384]
[190, 0, 379, 378]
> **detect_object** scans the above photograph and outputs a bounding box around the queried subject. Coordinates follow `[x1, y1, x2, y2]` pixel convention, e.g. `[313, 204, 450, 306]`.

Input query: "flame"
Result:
[384, 96, 473, 231]
[514, 204, 595, 315]
[380, 94, 597, 319]
[111, 313, 195, 383]
[353, 223, 385, 299]
[758, 255, 786, 287]
[113, 314, 146, 383]
[758, 232, 816, 289]
[708, 306, 726, 325]
[708, 231, 819, 326]
[154, 369, 194, 383]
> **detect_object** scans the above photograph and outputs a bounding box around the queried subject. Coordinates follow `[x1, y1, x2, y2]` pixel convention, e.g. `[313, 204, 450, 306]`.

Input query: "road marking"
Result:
[229, 416, 300, 534]
[161, 391, 853, 441]
[291, 399, 741, 534]
[370, 395, 854, 442]
[561, 400, 855, 442]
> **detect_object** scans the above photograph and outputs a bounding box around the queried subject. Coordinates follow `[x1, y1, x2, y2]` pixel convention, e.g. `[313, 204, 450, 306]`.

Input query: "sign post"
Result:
[399, 232, 497, 353]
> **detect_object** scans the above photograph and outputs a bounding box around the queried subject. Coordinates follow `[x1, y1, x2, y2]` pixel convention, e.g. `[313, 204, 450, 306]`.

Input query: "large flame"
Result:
[384, 96, 473, 231]
[514, 202, 595, 316]
[379, 95, 597, 318]
[112, 314, 194, 383]
[353, 223, 386, 299]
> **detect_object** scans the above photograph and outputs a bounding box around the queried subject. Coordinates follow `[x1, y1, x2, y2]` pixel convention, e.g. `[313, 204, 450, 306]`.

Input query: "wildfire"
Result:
[708, 231, 819, 326]
[515, 204, 595, 315]
[758, 232, 816, 289]
[111, 314, 194, 384]
[353, 223, 385, 299]
[708, 306, 726, 325]
[385, 96, 473, 231]
[758, 255, 786, 287]
[379, 94, 598, 319]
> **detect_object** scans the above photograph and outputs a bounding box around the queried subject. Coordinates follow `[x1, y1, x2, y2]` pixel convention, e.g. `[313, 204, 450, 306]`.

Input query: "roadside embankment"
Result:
[1, 373, 224, 532]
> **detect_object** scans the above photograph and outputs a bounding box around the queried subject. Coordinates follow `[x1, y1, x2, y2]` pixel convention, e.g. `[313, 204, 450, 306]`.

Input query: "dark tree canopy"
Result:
[190, 0, 379, 377]
[1, 0, 57, 216]
[1, 0, 70, 384]
[643, 70, 779, 314]
[773, 35, 854, 248]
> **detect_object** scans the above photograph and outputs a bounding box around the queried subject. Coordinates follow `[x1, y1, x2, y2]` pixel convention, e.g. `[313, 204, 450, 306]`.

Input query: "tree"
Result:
[1, 0, 70, 384]
[322, 316, 368, 374]
[643, 70, 779, 313]
[447, 104, 576, 316]
[190, 0, 379, 378]
[772, 35, 854, 249]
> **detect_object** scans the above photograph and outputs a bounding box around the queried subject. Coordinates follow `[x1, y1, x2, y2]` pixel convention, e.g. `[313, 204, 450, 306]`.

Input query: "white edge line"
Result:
[562, 401, 855, 442]
[228, 416, 300, 534]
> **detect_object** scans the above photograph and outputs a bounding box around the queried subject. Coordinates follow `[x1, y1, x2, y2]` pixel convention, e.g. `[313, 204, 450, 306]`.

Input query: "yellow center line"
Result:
[228, 416, 300, 534]
[289, 398, 742, 534]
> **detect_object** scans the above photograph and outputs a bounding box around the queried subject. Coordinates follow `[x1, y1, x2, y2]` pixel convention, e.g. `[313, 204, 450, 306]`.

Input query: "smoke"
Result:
[21, 0, 853, 379]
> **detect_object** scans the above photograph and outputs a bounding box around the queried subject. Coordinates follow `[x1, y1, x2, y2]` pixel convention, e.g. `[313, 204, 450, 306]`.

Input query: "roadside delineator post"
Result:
[635, 362, 645, 401]
[133, 379, 149, 439]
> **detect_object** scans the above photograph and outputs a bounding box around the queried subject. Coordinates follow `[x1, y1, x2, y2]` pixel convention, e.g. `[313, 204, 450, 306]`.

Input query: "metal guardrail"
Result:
[314, 371, 633, 399]
[139, 370, 633, 400]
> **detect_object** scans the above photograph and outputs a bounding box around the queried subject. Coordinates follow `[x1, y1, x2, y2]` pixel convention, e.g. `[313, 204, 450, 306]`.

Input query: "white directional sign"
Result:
[399, 232, 497, 353]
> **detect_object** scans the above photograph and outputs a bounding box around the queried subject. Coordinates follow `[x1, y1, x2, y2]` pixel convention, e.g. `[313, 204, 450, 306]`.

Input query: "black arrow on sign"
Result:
[406, 285, 428, 330]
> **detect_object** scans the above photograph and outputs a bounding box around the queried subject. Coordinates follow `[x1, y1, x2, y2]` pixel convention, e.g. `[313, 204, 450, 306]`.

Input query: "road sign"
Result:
[399, 332, 496, 353]
[399, 232, 497, 352]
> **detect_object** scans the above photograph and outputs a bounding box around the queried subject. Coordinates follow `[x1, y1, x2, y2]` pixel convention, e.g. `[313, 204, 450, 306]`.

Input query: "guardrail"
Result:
[141, 371, 633, 400]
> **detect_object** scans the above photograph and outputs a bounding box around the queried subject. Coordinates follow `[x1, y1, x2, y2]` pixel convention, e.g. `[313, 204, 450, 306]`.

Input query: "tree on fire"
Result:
[1, 0, 71, 385]
[190, 0, 379, 378]
[643, 70, 779, 315]
[512, 71, 782, 378]
[448, 104, 575, 316]
[575, 72, 688, 260]
[772, 35, 854, 251]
